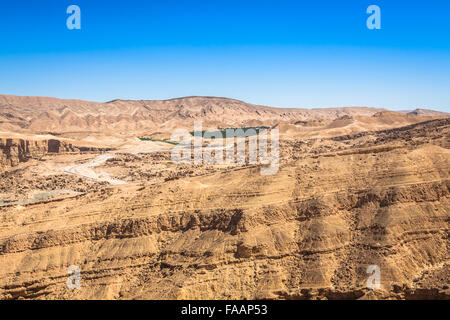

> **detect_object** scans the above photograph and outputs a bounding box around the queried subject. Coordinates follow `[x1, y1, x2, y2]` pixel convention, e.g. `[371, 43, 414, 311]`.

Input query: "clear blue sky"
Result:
[0, 0, 449, 112]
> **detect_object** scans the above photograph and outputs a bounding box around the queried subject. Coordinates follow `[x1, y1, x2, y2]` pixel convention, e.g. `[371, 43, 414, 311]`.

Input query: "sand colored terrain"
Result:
[1, 94, 447, 138]
[0, 95, 448, 300]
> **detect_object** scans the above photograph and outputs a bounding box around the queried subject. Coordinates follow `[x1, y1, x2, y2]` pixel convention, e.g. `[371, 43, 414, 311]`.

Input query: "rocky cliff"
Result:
[0, 118, 448, 300]
[0, 138, 112, 171]
[0, 138, 73, 169]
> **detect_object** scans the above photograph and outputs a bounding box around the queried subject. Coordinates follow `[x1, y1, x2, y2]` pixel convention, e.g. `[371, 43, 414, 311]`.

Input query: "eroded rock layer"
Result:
[0, 138, 113, 171]
[0, 119, 448, 300]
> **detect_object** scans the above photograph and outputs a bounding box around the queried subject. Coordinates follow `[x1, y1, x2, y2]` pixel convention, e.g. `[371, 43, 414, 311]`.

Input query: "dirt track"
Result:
[64, 153, 125, 185]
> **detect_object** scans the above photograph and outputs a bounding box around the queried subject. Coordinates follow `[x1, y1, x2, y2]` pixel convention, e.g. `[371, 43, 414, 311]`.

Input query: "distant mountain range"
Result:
[0, 94, 448, 136]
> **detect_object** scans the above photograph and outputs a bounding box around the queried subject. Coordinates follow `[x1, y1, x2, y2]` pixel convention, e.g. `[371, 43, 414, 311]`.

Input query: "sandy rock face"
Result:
[0, 96, 448, 300]
[0, 138, 47, 168]
[0, 116, 448, 300]
[0, 138, 81, 170]
[0, 137, 116, 172]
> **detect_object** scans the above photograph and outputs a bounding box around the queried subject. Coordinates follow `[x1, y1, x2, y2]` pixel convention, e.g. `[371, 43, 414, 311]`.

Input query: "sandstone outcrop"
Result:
[0, 138, 70, 169]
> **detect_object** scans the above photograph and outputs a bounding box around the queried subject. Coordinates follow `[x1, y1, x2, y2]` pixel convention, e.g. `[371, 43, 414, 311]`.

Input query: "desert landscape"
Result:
[0, 94, 448, 300]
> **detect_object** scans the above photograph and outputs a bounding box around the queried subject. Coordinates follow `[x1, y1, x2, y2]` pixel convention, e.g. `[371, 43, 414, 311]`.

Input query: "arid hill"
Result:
[0, 94, 397, 134]
[401, 108, 449, 116]
[0, 98, 448, 300]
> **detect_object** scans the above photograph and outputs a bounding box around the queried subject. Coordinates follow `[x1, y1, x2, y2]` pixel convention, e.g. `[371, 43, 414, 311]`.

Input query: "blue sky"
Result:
[0, 0, 449, 112]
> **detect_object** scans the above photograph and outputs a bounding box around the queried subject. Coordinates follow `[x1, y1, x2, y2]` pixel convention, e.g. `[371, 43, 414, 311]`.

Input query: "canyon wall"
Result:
[0, 119, 448, 299]
[0, 138, 110, 171]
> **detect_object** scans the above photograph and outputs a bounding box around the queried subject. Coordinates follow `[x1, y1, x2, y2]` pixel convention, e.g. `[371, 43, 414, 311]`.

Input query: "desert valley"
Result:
[0, 94, 448, 299]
